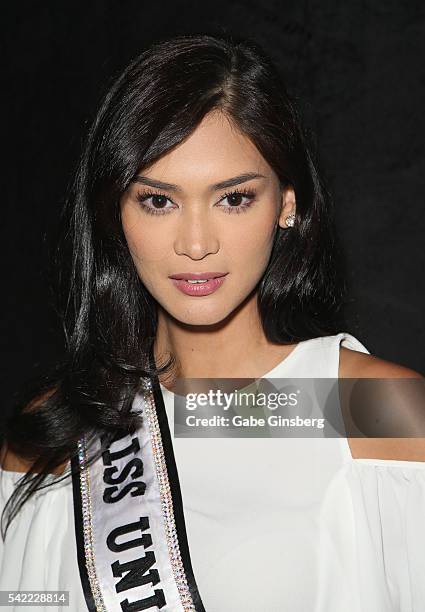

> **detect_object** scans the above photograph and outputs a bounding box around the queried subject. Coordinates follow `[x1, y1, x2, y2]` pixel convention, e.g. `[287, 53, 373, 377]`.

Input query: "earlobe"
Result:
[282, 212, 295, 228]
[278, 186, 296, 229]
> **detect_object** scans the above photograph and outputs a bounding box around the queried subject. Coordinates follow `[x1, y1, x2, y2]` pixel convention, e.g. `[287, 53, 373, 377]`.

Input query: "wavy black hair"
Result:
[1, 33, 347, 538]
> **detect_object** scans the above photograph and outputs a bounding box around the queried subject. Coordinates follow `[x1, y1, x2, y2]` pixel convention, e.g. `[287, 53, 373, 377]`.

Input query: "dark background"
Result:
[1, 1, 424, 416]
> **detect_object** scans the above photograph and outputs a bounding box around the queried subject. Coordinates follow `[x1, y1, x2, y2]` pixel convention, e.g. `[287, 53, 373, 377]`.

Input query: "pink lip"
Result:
[169, 272, 227, 280]
[171, 275, 227, 296]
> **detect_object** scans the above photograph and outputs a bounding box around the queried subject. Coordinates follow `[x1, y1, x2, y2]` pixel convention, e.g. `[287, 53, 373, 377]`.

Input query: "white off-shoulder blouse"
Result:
[1, 332, 424, 612]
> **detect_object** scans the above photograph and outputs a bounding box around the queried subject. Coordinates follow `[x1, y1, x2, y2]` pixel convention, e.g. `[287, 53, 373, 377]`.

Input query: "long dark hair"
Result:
[1, 33, 347, 538]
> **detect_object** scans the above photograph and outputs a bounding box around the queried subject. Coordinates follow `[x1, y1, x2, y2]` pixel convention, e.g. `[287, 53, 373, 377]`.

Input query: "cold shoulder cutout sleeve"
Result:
[344, 375, 425, 439]
[344, 459, 425, 611]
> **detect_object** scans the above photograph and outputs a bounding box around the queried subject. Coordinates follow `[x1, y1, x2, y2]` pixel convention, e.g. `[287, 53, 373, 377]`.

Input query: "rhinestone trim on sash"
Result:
[77, 437, 107, 612]
[140, 377, 197, 611]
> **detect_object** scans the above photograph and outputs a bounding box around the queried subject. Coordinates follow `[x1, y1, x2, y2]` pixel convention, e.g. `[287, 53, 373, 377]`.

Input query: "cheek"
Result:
[226, 212, 276, 269]
[121, 209, 171, 267]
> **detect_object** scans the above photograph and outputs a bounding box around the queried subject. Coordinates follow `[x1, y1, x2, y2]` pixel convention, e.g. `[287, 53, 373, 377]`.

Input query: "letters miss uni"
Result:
[100, 432, 166, 611]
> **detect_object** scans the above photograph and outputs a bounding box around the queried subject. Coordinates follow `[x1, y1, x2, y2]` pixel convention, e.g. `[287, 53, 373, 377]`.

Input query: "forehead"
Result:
[141, 111, 270, 183]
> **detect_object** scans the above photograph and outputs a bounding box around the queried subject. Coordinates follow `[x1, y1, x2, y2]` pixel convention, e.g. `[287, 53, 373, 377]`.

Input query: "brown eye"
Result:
[149, 195, 168, 209]
[218, 189, 256, 214]
[226, 193, 245, 206]
[135, 191, 175, 216]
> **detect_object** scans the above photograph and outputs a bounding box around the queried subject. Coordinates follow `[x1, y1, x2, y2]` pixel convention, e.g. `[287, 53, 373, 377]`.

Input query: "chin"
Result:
[170, 302, 234, 327]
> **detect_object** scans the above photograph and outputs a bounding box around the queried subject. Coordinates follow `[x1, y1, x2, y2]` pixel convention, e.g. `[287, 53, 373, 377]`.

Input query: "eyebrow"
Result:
[130, 172, 267, 193]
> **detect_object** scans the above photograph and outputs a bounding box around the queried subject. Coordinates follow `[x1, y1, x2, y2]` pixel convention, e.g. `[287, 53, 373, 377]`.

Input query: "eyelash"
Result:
[135, 187, 257, 216]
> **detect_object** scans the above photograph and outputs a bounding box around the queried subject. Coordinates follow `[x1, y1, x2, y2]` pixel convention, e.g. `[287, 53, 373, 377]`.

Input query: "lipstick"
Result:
[169, 272, 228, 296]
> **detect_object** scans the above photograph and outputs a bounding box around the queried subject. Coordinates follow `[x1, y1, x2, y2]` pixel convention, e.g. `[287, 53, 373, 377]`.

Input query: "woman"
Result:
[1, 34, 424, 612]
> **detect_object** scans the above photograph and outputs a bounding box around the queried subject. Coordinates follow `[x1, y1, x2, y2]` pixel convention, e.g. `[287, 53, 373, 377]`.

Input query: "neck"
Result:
[153, 291, 297, 390]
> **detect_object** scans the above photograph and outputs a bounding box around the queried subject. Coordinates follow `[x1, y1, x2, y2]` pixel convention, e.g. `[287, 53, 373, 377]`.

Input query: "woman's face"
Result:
[120, 110, 295, 326]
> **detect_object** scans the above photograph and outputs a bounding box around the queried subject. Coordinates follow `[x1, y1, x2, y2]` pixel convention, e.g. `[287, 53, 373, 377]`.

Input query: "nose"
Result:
[174, 208, 219, 260]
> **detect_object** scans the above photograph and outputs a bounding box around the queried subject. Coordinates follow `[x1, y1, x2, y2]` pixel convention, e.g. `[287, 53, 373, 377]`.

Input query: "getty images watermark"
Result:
[165, 377, 425, 438]
[184, 387, 324, 429]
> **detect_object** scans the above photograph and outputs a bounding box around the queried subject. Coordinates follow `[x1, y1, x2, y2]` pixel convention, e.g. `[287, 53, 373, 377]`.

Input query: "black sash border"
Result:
[71, 445, 98, 612]
[148, 353, 206, 612]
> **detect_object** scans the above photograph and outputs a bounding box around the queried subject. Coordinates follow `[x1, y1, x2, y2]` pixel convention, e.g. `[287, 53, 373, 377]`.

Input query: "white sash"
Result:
[71, 356, 205, 611]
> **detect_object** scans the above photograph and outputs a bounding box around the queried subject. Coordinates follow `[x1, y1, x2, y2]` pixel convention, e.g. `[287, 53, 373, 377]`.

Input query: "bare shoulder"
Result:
[339, 346, 424, 379]
[339, 346, 425, 462]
